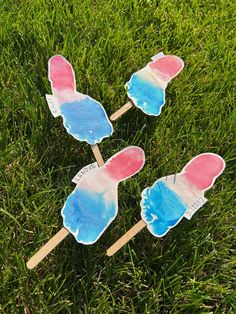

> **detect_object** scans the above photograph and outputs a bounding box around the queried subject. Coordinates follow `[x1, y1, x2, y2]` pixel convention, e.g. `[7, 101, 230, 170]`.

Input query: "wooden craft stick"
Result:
[27, 227, 69, 269]
[110, 101, 133, 121]
[107, 219, 146, 256]
[91, 144, 105, 166]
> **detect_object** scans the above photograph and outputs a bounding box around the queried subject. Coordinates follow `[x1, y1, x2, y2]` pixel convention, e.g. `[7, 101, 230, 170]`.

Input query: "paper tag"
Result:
[72, 162, 98, 184]
[151, 51, 165, 61]
[45, 94, 61, 117]
[184, 196, 208, 220]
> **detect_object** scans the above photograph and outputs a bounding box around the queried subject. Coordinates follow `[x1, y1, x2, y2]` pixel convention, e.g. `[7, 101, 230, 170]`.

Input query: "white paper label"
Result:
[184, 196, 208, 220]
[72, 162, 98, 184]
[45, 94, 61, 117]
[151, 51, 164, 61]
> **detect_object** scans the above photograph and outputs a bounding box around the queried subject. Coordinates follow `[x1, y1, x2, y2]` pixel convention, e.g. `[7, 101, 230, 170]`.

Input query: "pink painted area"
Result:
[105, 147, 145, 182]
[149, 55, 184, 82]
[49, 55, 75, 92]
[183, 153, 225, 191]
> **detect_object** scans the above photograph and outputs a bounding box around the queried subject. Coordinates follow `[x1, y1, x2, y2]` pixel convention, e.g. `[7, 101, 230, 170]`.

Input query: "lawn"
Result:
[0, 0, 235, 313]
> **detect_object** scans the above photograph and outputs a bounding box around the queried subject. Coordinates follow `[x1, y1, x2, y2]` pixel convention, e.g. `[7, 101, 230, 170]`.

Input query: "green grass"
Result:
[0, 0, 235, 313]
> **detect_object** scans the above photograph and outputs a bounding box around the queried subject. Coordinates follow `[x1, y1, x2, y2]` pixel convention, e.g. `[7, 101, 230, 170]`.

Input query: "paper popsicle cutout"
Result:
[62, 146, 145, 244]
[110, 52, 184, 121]
[47, 55, 113, 145]
[27, 146, 145, 269]
[107, 153, 225, 256]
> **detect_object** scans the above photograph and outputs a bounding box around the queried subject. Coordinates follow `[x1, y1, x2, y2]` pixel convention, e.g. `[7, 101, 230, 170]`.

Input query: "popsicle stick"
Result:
[27, 227, 69, 269]
[107, 219, 146, 256]
[110, 101, 133, 121]
[91, 144, 105, 166]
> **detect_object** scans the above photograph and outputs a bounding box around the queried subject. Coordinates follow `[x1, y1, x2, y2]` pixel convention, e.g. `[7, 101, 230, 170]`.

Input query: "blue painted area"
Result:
[141, 181, 187, 237]
[127, 74, 165, 116]
[60, 96, 113, 145]
[61, 188, 116, 244]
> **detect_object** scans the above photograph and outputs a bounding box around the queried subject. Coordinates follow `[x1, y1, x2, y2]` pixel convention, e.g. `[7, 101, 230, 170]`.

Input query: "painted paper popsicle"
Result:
[126, 52, 184, 116]
[62, 146, 145, 244]
[47, 55, 113, 145]
[107, 153, 225, 256]
[110, 52, 184, 120]
[27, 146, 145, 269]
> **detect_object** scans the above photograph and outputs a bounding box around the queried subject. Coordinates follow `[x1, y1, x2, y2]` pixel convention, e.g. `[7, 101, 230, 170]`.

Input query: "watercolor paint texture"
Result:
[126, 52, 184, 115]
[48, 55, 113, 144]
[62, 147, 145, 244]
[141, 153, 225, 237]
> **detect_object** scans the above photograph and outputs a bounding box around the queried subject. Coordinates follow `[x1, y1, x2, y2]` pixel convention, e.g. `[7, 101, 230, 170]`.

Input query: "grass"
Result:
[0, 0, 235, 313]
